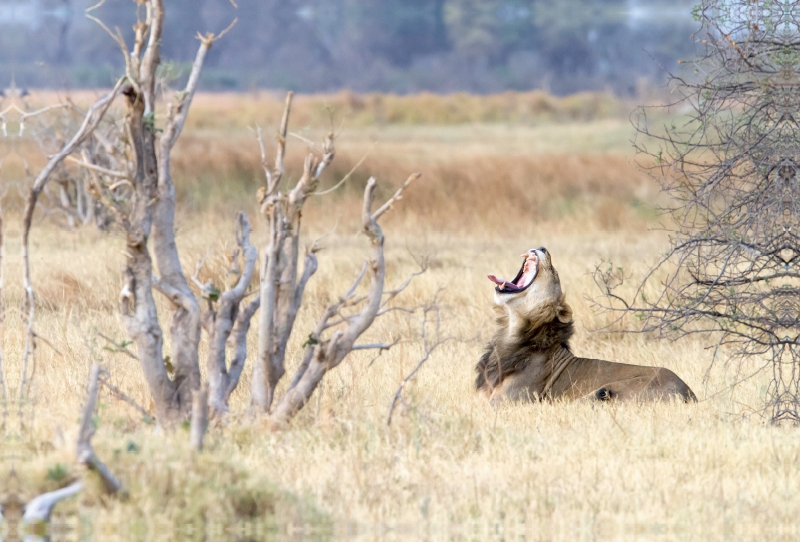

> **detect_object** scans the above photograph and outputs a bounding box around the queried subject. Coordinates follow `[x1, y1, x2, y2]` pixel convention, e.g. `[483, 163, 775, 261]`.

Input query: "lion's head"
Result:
[488, 247, 572, 331]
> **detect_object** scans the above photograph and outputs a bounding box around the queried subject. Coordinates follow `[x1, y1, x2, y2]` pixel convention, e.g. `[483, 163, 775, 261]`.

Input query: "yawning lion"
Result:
[476, 247, 696, 403]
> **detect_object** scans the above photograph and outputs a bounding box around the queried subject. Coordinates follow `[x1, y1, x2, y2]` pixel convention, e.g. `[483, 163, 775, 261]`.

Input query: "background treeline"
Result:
[7, 0, 697, 94]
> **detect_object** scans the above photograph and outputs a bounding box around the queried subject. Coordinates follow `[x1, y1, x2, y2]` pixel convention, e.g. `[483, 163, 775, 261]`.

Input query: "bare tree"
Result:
[234, 91, 429, 424]
[267, 174, 420, 425]
[77, 3, 234, 422]
[22, 102, 110, 230]
[23, 1, 431, 430]
[594, 0, 800, 423]
[14, 1, 234, 423]
[249, 92, 335, 413]
[190, 384, 209, 451]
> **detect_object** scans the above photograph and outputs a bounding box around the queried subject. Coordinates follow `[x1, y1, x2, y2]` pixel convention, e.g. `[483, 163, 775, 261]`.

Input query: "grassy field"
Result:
[2, 91, 794, 540]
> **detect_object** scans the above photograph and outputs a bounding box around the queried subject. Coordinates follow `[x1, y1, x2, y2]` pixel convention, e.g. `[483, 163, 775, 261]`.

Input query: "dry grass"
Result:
[2, 92, 792, 540]
[29, 89, 630, 130]
[170, 139, 657, 233]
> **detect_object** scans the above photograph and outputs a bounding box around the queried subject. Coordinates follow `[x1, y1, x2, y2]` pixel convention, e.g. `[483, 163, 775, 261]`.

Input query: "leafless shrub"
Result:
[387, 288, 452, 426]
[594, 0, 800, 423]
[247, 90, 334, 414]
[265, 173, 423, 426]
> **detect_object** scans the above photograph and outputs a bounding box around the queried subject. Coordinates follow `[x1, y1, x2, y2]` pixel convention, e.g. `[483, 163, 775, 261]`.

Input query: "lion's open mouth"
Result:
[488, 252, 538, 294]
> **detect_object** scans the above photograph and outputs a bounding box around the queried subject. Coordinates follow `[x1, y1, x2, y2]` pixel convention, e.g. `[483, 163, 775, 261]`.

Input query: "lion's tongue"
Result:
[487, 274, 521, 291]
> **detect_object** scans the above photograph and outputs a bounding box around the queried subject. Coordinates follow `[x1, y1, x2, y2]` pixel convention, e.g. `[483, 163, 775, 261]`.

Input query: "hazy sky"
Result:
[3, 0, 699, 94]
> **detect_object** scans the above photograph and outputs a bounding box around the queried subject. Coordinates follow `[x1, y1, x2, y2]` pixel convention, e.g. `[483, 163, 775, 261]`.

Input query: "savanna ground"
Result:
[3, 91, 799, 541]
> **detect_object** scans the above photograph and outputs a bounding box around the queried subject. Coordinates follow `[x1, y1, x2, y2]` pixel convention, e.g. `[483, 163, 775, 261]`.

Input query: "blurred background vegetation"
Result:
[5, 0, 697, 94]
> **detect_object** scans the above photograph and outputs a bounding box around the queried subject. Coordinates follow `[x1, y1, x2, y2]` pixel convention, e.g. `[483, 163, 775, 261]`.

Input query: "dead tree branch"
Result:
[388, 289, 451, 425]
[203, 212, 259, 416]
[22, 482, 83, 524]
[77, 363, 123, 494]
[98, 373, 149, 419]
[20, 80, 124, 410]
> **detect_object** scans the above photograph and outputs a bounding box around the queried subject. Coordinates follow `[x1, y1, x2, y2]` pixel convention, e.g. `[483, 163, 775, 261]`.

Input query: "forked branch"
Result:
[269, 174, 421, 425]
[204, 212, 259, 416]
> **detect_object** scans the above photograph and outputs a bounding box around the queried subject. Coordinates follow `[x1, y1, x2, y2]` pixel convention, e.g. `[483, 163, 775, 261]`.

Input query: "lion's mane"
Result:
[475, 295, 574, 392]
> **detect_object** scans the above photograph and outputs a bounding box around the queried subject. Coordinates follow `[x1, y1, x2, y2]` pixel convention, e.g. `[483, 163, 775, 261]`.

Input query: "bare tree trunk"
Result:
[252, 208, 286, 410]
[149, 37, 214, 411]
[75, 176, 86, 223]
[118, 84, 178, 421]
[75, 174, 96, 226]
[58, 181, 75, 228]
[190, 384, 208, 451]
[202, 212, 258, 416]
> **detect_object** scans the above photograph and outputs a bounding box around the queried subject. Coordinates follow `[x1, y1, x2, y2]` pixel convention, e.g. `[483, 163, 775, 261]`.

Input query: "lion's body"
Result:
[482, 347, 696, 403]
[477, 248, 696, 404]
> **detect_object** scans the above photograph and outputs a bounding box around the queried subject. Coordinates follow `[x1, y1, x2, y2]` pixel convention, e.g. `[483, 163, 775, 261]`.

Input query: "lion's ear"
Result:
[556, 303, 573, 324]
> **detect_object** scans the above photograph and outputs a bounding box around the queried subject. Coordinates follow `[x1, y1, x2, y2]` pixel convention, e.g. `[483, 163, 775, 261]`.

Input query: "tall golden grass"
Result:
[3, 91, 790, 540]
[185, 90, 630, 130]
[30, 89, 629, 130]
[170, 137, 658, 232]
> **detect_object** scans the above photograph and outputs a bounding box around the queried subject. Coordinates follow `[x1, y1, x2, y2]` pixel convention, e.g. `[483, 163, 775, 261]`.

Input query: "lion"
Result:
[476, 247, 696, 404]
